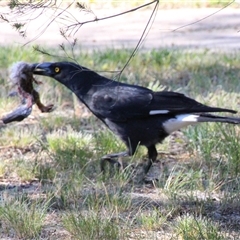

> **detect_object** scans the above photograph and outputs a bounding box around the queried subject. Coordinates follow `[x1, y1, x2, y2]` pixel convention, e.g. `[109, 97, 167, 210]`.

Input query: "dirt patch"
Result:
[1, 7, 240, 50]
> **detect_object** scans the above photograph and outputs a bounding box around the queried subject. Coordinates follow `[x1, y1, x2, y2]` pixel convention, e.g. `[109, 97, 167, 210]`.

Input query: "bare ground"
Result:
[0, 7, 240, 50]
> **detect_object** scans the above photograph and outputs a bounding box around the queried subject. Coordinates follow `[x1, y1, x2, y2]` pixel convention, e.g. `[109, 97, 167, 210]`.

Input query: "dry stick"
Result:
[33, 0, 159, 78]
[172, 0, 235, 32]
[65, 0, 159, 33]
[23, 2, 75, 45]
[7, 0, 235, 81]
[116, 0, 159, 80]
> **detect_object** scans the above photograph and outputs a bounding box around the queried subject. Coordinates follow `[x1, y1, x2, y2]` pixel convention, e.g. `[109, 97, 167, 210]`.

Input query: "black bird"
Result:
[32, 62, 240, 174]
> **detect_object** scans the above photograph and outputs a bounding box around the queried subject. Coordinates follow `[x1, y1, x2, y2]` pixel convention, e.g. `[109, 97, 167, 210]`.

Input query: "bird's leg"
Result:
[100, 151, 129, 173]
[144, 145, 158, 174]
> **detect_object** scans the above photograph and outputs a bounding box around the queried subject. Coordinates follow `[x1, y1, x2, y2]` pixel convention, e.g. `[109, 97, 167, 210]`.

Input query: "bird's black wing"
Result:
[151, 91, 236, 114]
[88, 85, 153, 121]
[89, 86, 236, 122]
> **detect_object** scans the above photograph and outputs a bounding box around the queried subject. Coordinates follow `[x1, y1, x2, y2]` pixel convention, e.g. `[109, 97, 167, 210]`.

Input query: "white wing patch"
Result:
[149, 110, 169, 115]
[163, 114, 199, 134]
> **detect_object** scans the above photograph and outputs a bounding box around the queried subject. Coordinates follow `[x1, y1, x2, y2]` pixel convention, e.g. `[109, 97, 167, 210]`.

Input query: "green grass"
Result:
[63, 211, 120, 240]
[136, 208, 170, 231]
[1, 46, 240, 239]
[175, 216, 225, 240]
[0, 195, 49, 239]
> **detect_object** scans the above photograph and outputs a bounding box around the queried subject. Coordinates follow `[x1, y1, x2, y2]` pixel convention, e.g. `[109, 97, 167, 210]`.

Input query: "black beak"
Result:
[31, 62, 52, 76]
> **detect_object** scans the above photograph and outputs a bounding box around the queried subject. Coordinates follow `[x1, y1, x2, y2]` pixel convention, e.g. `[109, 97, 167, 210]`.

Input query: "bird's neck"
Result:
[64, 71, 111, 99]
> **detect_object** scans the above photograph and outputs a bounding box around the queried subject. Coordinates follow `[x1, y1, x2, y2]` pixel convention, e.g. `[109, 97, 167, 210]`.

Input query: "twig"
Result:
[172, 0, 235, 32]
[116, 0, 159, 80]
[65, 0, 159, 34]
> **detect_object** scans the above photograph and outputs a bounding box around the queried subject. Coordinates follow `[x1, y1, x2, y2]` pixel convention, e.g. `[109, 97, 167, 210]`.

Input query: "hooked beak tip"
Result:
[31, 63, 40, 71]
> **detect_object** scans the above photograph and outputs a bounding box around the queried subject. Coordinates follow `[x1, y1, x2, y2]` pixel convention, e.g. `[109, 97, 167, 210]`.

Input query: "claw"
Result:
[100, 151, 128, 173]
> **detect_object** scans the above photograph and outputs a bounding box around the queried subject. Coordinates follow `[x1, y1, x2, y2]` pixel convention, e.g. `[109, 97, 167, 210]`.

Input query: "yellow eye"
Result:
[55, 67, 60, 73]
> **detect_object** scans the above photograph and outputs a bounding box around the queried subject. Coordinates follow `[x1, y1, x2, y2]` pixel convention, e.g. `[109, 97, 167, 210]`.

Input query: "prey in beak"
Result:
[1, 62, 54, 124]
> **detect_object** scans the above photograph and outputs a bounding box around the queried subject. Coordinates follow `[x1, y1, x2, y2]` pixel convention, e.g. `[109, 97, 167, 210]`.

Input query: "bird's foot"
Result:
[101, 153, 128, 173]
[100, 157, 123, 173]
[143, 159, 153, 174]
[143, 160, 163, 184]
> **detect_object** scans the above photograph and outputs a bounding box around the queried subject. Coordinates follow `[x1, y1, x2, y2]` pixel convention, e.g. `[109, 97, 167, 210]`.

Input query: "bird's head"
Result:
[32, 62, 84, 84]
[32, 61, 110, 95]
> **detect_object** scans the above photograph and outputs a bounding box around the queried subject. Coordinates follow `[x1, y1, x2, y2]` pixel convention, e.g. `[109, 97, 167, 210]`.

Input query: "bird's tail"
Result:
[163, 113, 240, 134]
[197, 113, 240, 124]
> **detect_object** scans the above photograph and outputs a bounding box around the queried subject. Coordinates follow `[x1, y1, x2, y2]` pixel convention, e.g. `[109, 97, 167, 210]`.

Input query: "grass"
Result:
[175, 216, 225, 240]
[0, 195, 49, 239]
[1, 46, 240, 239]
[63, 211, 120, 240]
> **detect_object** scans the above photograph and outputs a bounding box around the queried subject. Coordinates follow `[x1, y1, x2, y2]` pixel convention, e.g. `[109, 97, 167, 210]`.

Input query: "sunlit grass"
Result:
[46, 127, 94, 170]
[0, 196, 49, 239]
[136, 208, 169, 231]
[0, 124, 39, 148]
[63, 211, 120, 240]
[175, 216, 224, 240]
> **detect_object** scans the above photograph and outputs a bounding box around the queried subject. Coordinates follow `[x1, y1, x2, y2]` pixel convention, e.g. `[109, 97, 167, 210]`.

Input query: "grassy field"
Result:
[0, 46, 240, 239]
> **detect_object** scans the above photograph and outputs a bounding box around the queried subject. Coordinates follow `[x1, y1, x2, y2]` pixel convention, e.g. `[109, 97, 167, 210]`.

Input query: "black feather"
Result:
[33, 61, 240, 176]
